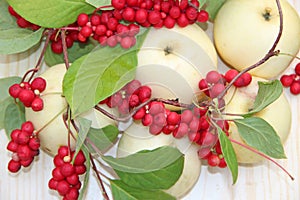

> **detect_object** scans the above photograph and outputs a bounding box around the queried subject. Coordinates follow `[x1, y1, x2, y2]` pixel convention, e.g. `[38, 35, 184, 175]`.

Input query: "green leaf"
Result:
[75, 117, 92, 151]
[85, 125, 119, 153]
[0, 0, 18, 30]
[4, 102, 25, 137]
[78, 145, 91, 200]
[246, 80, 283, 116]
[217, 127, 238, 184]
[102, 146, 184, 190]
[63, 30, 149, 117]
[6, 0, 95, 28]
[0, 76, 22, 131]
[205, 0, 226, 21]
[234, 117, 286, 159]
[44, 40, 96, 67]
[111, 180, 176, 200]
[0, 28, 44, 54]
[198, 0, 207, 8]
[85, 0, 111, 9]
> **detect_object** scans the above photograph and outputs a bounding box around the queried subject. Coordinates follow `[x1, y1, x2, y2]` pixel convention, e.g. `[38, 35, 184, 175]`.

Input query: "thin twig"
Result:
[61, 30, 70, 69]
[89, 154, 110, 200]
[218, 0, 284, 99]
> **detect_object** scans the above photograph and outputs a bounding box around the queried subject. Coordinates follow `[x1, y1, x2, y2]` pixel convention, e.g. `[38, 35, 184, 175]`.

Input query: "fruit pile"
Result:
[280, 63, 300, 95]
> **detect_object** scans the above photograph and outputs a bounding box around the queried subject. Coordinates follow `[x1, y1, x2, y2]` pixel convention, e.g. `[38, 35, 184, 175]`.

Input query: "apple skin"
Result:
[117, 122, 201, 198]
[137, 24, 218, 110]
[224, 76, 292, 163]
[25, 64, 116, 156]
[214, 0, 300, 79]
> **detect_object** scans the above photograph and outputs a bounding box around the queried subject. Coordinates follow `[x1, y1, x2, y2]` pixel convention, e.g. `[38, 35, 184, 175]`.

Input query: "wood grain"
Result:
[0, 1, 299, 199]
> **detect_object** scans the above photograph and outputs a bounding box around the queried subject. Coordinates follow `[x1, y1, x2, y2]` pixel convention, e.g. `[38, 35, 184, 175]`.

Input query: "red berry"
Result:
[149, 124, 163, 135]
[80, 26, 93, 38]
[280, 74, 295, 87]
[18, 89, 35, 106]
[17, 18, 30, 28]
[66, 173, 80, 185]
[177, 13, 189, 27]
[290, 81, 300, 95]
[107, 17, 119, 31]
[218, 157, 227, 168]
[148, 10, 161, 25]
[9, 83, 22, 98]
[207, 154, 220, 166]
[58, 146, 69, 158]
[161, 2, 171, 13]
[181, 109, 193, 124]
[135, 9, 148, 24]
[188, 131, 201, 142]
[186, 7, 198, 20]
[52, 167, 65, 181]
[28, 137, 40, 150]
[206, 70, 222, 84]
[153, 113, 166, 126]
[8, 6, 20, 17]
[8, 159, 21, 173]
[21, 121, 34, 133]
[133, 107, 146, 120]
[128, 24, 140, 36]
[198, 79, 208, 90]
[149, 102, 165, 115]
[142, 114, 153, 126]
[167, 112, 180, 125]
[122, 7, 136, 22]
[126, 80, 141, 94]
[197, 10, 209, 22]
[138, 86, 152, 102]
[120, 36, 134, 49]
[60, 163, 75, 177]
[16, 131, 30, 145]
[10, 129, 21, 141]
[173, 123, 188, 138]
[95, 24, 107, 36]
[57, 180, 70, 196]
[129, 94, 140, 107]
[77, 13, 89, 27]
[51, 40, 63, 54]
[198, 147, 212, 159]
[31, 77, 46, 92]
[48, 178, 58, 190]
[54, 155, 65, 167]
[295, 63, 300, 76]
[164, 16, 176, 29]
[210, 83, 225, 98]
[224, 69, 239, 83]
[66, 188, 79, 200]
[7, 141, 19, 152]
[75, 165, 87, 175]
[31, 97, 44, 111]
[73, 150, 86, 166]
[169, 6, 181, 19]
[112, 0, 126, 10]
[107, 36, 118, 47]
[189, 119, 200, 132]
[17, 145, 32, 161]
[90, 14, 101, 26]
[20, 157, 33, 167]
[200, 131, 217, 147]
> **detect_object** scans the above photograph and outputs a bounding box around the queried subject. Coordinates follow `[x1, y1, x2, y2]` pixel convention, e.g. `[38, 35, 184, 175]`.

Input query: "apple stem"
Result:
[217, 0, 283, 99]
[229, 138, 294, 181]
[61, 30, 70, 69]
[89, 153, 110, 200]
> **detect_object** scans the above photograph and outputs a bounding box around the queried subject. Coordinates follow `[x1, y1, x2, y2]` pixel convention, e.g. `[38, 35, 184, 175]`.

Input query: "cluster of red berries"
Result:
[112, 0, 209, 28]
[100, 79, 152, 115]
[48, 146, 87, 200]
[280, 63, 300, 95]
[199, 69, 252, 99]
[9, 77, 46, 112]
[50, 26, 80, 54]
[6, 121, 40, 173]
[77, 12, 140, 48]
[8, 6, 40, 30]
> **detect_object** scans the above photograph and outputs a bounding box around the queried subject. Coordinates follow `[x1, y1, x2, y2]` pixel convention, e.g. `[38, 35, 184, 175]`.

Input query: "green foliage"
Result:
[205, 0, 226, 21]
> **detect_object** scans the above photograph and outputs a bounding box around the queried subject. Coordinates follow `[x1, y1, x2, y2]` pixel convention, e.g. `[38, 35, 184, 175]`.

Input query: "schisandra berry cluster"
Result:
[48, 146, 87, 200]
[8, 6, 40, 30]
[6, 121, 40, 173]
[100, 79, 152, 114]
[111, 0, 209, 28]
[280, 63, 300, 95]
[9, 77, 46, 112]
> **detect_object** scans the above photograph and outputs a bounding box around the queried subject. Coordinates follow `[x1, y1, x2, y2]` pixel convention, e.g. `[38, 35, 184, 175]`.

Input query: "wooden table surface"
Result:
[0, 1, 299, 199]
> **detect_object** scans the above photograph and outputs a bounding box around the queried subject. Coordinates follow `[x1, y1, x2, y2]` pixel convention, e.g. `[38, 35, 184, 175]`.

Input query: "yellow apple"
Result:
[25, 64, 116, 156]
[224, 76, 292, 163]
[117, 122, 201, 198]
[137, 24, 218, 110]
[214, 0, 300, 79]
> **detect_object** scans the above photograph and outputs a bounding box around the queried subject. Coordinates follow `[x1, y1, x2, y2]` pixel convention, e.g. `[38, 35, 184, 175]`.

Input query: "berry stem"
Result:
[93, 5, 114, 14]
[229, 138, 294, 180]
[89, 153, 110, 200]
[217, 0, 283, 99]
[60, 30, 70, 69]
[278, 53, 300, 61]
[60, 27, 80, 31]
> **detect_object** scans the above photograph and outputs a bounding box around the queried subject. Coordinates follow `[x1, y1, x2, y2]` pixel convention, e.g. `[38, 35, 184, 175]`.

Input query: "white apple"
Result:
[137, 24, 218, 110]
[25, 64, 116, 156]
[214, 0, 300, 79]
[117, 122, 201, 198]
[224, 76, 292, 163]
